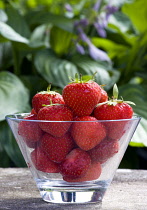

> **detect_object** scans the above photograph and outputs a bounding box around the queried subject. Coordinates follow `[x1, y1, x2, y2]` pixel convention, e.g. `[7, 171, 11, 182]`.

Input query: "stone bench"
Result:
[0, 168, 147, 210]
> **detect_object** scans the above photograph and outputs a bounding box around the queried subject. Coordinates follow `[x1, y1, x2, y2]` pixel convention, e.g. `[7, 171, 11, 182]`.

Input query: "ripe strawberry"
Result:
[40, 133, 75, 163]
[18, 114, 43, 145]
[31, 147, 59, 173]
[32, 85, 64, 113]
[31, 108, 37, 115]
[71, 116, 106, 151]
[37, 104, 73, 137]
[63, 162, 102, 182]
[99, 86, 108, 103]
[94, 84, 134, 139]
[88, 138, 119, 164]
[62, 74, 101, 117]
[94, 84, 134, 120]
[94, 103, 133, 120]
[59, 148, 91, 179]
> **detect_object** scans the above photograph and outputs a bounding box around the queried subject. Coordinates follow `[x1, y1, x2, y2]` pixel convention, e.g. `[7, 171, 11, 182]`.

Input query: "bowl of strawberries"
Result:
[6, 75, 140, 204]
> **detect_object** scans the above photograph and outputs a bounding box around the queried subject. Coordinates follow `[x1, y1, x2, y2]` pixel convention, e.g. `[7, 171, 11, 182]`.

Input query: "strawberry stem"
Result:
[113, 84, 118, 100]
[47, 84, 51, 92]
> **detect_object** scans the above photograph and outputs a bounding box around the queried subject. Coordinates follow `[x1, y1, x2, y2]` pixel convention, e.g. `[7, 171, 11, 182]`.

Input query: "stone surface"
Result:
[0, 168, 147, 210]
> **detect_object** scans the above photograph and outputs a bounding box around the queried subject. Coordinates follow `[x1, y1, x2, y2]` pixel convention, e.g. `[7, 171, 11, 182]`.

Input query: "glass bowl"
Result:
[5, 113, 140, 204]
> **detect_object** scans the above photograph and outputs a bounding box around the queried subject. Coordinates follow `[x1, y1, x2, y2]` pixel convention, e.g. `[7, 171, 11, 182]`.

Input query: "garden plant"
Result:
[0, 0, 147, 167]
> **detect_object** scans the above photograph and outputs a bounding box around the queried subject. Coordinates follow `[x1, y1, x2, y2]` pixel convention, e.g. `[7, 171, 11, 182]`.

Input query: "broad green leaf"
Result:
[109, 11, 135, 33]
[92, 37, 128, 59]
[6, 6, 31, 38]
[29, 24, 50, 48]
[71, 55, 120, 90]
[0, 121, 26, 166]
[0, 21, 29, 43]
[34, 49, 78, 88]
[0, 71, 30, 121]
[0, 9, 7, 22]
[0, 42, 13, 69]
[119, 84, 147, 146]
[122, 0, 147, 33]
[50, 26, 74, 55]
[130, 117, 147, 147]
[25, 11, 74, 32]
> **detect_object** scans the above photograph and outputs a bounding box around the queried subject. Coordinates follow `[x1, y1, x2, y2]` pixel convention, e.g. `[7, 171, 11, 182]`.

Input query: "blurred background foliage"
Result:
[0, 0, 147, 168]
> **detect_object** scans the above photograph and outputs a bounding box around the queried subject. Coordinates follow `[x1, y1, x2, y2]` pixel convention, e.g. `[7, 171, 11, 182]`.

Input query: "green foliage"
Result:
[0, 0, 147, 167]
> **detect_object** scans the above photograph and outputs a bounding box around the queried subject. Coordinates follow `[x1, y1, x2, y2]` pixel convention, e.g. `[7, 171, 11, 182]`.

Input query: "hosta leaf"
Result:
[34, 49, 78, 88]
[122, 0, 147, 33]
[50, 26, 74, 55]
[25, 11, 74, 32]
[0, 9, 7, 22]
[71, 55, 120, 90]
[0, 42, 13, 69]
[6, 6, 31, 38]
[109, 11, 135, 33]
[0, 121, 26, 166]
[119, 84, 147, 146]
[0, 71, 30, 121]
[129, 117, 147, 147]
[0, 21, 29, 43]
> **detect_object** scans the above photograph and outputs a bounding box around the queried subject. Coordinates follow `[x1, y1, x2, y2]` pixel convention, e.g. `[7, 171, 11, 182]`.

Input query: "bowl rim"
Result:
[5, 113, 141, 123]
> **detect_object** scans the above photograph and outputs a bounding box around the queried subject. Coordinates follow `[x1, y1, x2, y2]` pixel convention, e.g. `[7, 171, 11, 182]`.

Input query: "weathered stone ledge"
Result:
[0, 168, 147, 210]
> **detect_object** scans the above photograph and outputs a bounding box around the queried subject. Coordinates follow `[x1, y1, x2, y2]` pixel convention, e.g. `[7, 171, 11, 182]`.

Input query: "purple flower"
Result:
[105, 5, 118, 21]
[76, 43, 85, 55]
[94, 22, 106, 38]
[74, 19, 89, 28]
[93, 0, 102, 11]
[88, 43, 110, 62]
[65, 3, 73, 12]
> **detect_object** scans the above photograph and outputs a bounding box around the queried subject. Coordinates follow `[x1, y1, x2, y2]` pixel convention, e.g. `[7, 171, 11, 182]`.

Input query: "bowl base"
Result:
[36, 179, 110, 203]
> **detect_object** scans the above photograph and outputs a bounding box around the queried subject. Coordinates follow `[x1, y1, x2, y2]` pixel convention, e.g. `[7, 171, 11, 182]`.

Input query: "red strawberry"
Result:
[31, 147, 60, 173]
[32, 85, 64, 113]
[88, 138, 119, 164]
[18, 114, 43, 145]
[71, 116, 106, 151]
[37, 104, 73, 137]
[94, 84, 134, 120]
[99, 86, 108, 103]
[94, 84, 134, 139]
[59, 148, 91, 179]
[40, 133, 75, 163]
[63, 162, 102, 182]
[62, 74, 101, 117]
[94, 103, 133, 120]
[31, 108, 37, 115]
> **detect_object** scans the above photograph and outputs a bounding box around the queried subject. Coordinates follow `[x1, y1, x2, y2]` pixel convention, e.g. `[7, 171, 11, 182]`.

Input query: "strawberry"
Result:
[99, 86, 108, 103]
[71, 116, 106, 151]
[31, 108, 37, 115]
[32, 85, 64, 113]
[88, 138, 119, 164]
[59, 148, 91, 179]
[94, 84, 134, 120]
[63, 162, 102, 182]
[62, 74, 101, 117]
[18, 114, 43, 145]
[40, 133, 75, 163]
[94, 84, 135, 139]
[37, 104, 73, 137]
[31, 147, 60, 173]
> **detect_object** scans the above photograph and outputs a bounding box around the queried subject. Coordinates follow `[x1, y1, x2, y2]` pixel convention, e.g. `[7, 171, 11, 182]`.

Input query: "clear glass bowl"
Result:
[6, 113, 140, 204]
